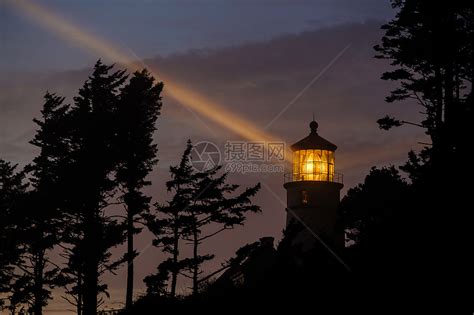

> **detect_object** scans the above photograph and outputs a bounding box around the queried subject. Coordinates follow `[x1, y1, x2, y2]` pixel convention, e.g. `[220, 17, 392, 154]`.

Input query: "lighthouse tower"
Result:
[284, 119, 344, 248]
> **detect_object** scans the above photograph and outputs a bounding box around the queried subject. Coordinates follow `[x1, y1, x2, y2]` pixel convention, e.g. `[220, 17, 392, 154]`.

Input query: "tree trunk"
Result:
[77, 273, 83, 315]
[432, 64, 444, 166]
[83, 254, 98, 315]
[126, 210, 134, 309]
[83, 218, 99, 315]
[443, 12, 456, 159]
[170, 222, 179, 298]
[192, 227, 198, 297]
[32, 249, 45, 315]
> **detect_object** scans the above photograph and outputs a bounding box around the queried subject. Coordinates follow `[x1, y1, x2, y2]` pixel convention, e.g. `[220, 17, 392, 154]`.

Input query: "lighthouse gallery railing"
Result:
[284, 171, 343, 184]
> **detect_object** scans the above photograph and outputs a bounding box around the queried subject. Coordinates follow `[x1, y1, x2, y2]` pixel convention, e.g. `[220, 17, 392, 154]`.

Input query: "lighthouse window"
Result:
[292, 149, 335, 182]
[302, 190, 308, 204]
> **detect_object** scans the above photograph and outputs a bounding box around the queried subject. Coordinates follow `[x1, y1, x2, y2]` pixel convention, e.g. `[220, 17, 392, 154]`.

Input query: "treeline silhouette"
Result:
[2, 0, 474, 313]
[1, 62, 164, 315]
[0, 61, 261, 315]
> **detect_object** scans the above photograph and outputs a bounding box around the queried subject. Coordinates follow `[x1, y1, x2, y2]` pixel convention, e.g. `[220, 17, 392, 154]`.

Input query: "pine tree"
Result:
[146, 141, 261, 297]
[116, 69, 163, 308]
[65, 60, 128, 315]
[12, 92, 72, 315]
[145, 141, 195, 298]
[180, 142, 261, 296]
[374, 1, 473, 171]
[373, 0, 474, 298]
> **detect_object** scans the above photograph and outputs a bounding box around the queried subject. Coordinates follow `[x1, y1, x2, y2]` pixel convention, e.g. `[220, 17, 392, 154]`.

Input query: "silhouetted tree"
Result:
[374, 1, 473, 170]
[145, 141, 194, 298]
[143, 258, 175, 297]
[0, 159, 28, 311]
[9, 92, 72, 315]
[115, 69, 163, 308]
[339, 167, 409, 272]
[181, 153, 261, 296]
[374, 1, 474, 296]
[64, 60, 128, 315]
[145, 141, 261, 297]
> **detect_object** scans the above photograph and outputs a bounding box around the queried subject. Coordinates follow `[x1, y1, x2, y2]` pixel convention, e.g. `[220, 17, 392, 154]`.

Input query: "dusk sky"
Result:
[1, 0, 394, 72]
[1, 0, 426, 313]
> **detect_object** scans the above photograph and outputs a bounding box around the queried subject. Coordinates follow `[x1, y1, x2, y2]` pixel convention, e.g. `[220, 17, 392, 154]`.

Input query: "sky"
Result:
[0, 0, 427, 313]
[1, 0, 394, 72]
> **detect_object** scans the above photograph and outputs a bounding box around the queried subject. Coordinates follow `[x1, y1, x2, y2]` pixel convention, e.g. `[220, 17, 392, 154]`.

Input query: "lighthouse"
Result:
[284, 119, 344, 249]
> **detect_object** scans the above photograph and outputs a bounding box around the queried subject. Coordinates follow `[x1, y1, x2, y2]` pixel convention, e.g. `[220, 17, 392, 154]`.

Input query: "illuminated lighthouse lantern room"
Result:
[284, 119, 344, 248]
[288, 120, 341, 183]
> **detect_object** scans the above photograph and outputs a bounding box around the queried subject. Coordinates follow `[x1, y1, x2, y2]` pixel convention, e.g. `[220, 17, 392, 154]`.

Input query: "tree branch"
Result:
[178, 271, 193, 279]
[198, 227, 230, 242]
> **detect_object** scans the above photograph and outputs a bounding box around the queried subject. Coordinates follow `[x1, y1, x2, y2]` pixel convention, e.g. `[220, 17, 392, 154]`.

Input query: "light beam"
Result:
[7, 0, 292, 160]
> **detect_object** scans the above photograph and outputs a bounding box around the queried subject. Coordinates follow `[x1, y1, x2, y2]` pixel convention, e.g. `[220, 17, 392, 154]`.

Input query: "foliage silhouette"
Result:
[145, 140, 261, 297]
[373, 0, 474, 299]
[0, 159, 28, 311]
[115, 69, 163, 309]
[145, 141, 195, 298]
[340, 167, 409, 273]
[11, 92, 72, 315]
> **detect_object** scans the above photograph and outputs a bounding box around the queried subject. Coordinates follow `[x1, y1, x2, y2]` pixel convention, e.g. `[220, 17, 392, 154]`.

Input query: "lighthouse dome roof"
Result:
[290, 120, 337, 151]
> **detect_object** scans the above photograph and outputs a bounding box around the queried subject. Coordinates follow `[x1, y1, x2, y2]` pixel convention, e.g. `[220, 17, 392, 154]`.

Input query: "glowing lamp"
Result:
[288, 120, 340, 183]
